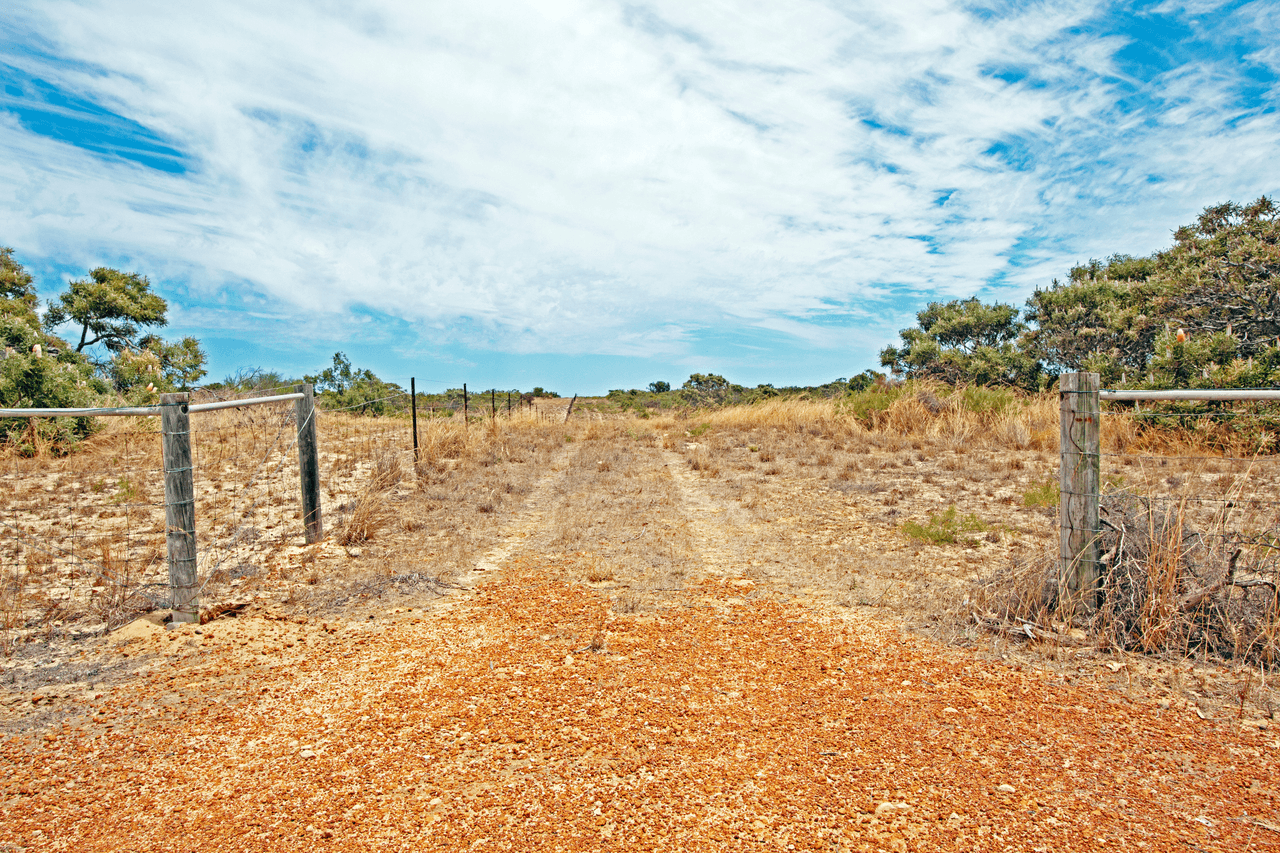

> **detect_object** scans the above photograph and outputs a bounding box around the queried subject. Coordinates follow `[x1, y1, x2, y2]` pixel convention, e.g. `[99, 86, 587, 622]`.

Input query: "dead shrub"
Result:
[975, 493, 1280, 667]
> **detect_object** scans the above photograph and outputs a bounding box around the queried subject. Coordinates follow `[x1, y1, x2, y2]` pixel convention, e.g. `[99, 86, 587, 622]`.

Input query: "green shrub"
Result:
[902, 505, 988, 545]
[1022, 480, 1058, 508]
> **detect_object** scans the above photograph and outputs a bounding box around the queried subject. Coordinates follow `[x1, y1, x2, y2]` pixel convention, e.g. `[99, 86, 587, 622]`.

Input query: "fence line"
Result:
[1060, 372, 1280, 611]
[0, 387, 320, 625]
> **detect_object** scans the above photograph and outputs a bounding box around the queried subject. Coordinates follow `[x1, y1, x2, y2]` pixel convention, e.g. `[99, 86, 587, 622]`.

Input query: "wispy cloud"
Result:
[0, 0, 1277, 384]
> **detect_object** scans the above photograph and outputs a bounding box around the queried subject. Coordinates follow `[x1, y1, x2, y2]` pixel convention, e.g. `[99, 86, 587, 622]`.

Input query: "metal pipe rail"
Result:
[0, 391, 304, 418]
[1101, 389, 1280, 402]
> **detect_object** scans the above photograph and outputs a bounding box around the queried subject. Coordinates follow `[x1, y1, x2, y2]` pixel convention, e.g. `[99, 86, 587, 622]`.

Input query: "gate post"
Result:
[1060, 372, 1101, 612]
[295, 383, 323, 543]
[161, 393, 198, 623]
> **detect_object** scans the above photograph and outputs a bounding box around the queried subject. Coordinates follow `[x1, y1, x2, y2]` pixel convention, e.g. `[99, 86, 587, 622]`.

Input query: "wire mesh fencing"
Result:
[1054, 375, 1280, 665]
[0, 418, 165, 651]
[0, 389, 329, 652]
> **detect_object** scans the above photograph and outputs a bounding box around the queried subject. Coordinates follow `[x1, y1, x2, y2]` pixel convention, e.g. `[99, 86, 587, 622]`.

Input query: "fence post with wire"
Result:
[1059, 372, 1100, 612]
[1059, 373, 1280, 641]
[0, 386, 319, 629]
[161, 393, 199, 623]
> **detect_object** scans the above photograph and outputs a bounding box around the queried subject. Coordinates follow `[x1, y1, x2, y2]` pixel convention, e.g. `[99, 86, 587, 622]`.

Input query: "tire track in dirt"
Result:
[450, 446, 573, 589]
[659, 446, 746, 579]
[3, 439, 1278, 852]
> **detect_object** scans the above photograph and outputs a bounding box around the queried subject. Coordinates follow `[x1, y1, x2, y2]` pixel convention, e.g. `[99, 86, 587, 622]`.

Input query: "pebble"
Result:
[997, 784, 1016, 794]
[299, 749, 316, 759]
[874, 801, 911, 816]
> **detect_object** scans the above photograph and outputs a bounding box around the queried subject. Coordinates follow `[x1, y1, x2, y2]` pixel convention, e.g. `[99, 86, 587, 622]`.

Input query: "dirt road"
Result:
[2, 436, 1278, 851]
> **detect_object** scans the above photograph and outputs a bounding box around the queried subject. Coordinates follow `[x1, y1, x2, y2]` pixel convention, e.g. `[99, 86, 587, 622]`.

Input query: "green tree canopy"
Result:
[305, 352, 403, 415]
[880, 297, 1044, 389]
[0, 249, 108, 451]
[44, 267, 167, 353]
[1, 247, 39, 330]
[1023, 196, 1280, 386]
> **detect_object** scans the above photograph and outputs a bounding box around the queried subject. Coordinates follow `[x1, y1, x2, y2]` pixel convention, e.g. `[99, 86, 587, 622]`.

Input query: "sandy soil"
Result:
[1, 423, 1279, 851]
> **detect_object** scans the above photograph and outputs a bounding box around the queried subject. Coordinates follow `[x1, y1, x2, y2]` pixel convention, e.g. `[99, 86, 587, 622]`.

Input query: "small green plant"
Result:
[687, 422, 712, 438]
[1022, 479, 1058, 508]
[902, 505, 988, 545]
[748, 445, 759, 452]
[112, 476, 140, 505]
[89, 479, 107, 494]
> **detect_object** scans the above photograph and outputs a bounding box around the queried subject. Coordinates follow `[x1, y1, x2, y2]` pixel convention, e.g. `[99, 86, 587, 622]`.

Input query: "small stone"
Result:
[948, 812, 962, 821]
[997, 784, 1016, 794]
[299, 749, 316, 759]
[874, 802, 911, 816]
[1159, 698, 1171, 710]
[564, 654, 574, 666]
[429, 797, 443, 806]
[943, 707, 958, 714]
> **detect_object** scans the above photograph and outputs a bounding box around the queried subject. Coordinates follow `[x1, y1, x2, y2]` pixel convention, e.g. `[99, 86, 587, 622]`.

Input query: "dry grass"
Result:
[0, 402, 565, 649]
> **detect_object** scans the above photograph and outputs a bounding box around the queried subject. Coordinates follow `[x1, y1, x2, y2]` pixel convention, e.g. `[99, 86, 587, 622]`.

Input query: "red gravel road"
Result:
[2, 555, 1278, 852]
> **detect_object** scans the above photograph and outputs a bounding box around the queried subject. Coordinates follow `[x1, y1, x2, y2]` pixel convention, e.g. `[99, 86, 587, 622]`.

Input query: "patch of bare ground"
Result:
[2, 402, 1279, 851]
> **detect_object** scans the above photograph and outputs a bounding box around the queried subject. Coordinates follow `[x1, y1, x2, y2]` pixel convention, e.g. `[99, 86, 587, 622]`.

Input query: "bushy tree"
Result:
[880, 297, 1044, 389]
[0, 249, 108, 452]
[1024, 197, 1280, 387]
[681, 373, 743, 405]
[107, 334, 207, 395]
[648, 381, 670, 393]
[305, 352, 403, 415]
[44, 267, 167, 353]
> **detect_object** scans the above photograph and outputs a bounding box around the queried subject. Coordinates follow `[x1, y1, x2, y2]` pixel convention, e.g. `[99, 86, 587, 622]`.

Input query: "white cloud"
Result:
[0, 0, 1277, 362]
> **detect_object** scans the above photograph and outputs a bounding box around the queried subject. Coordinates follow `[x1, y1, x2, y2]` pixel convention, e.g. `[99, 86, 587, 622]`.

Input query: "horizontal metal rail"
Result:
[0, 392, 305, 418]
[0, 405, 162, 417]
[1101, 389, 1280, 402]
[189, 393, 303, 413]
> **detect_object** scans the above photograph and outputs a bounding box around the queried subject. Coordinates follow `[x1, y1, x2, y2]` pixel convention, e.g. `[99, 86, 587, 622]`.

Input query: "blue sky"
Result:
[1, 0, 1277, 395]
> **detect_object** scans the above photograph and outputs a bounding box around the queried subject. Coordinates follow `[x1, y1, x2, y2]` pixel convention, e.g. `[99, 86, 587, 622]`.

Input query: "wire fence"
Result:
[0, 390, 326, 651]
[1055, 375, 1280, 665]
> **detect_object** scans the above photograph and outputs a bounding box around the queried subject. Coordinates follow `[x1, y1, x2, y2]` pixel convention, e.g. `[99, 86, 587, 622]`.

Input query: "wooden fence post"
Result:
[491, 388, 496, 422]
[564, 394, 577, 424]
[295, 383, 323, 543]
[463, 383, 468, 429]
[161, 393, 198, 623]
[410, 377, 419, 463]
[1060, 372, 1101, 612]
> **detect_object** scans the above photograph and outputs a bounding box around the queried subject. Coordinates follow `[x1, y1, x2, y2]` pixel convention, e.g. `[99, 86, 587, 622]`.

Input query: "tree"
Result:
[1023, 196, 1280, 386]
[648, 381, 670, 393]
[680, 373, 742, 405]
[1, 247, 39, 330]
[304, 352, 403, 415]
[847, 370, 886, 392]
[880, 297, 1044, 389]
[107, 335, 207, 393]
[44, 267, 167, 353]
[0, 249, 107, 452]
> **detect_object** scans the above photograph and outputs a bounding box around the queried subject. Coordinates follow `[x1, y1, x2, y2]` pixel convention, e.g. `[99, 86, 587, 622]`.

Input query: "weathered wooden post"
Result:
[410, 377, 419, 463]
[1060, 372, 1101, 612]
[161, 393, 198, 623]
[564, 394, 577, 424]
[295, 383, 323, 543]
[463, 383, 468, 429]
[491, 388, 496, 423]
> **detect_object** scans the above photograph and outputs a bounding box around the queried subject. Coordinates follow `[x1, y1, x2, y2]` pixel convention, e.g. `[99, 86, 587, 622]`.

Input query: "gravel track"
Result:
[2, 439, 1278, 852]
